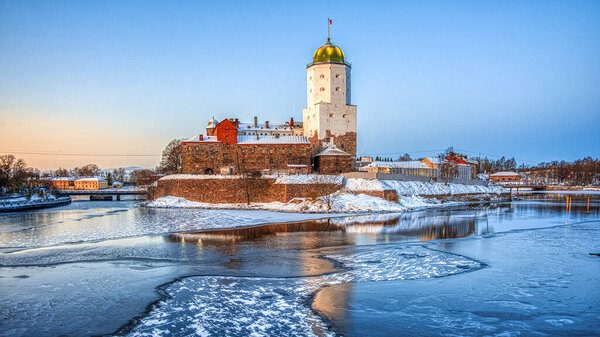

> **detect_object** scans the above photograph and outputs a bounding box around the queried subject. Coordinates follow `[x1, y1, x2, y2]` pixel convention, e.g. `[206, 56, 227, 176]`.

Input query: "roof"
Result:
[237, 122, 294, 132]
[423, 157, 444, 165]
[490, 171, 520, 177]
[237, 135, 310, 145]
[51, 177, 75, 181]
[314, 145, 351, 157]
[183, 135, 220, 143]
[312, 39, 345, 65]
[76, 177, 107, 182]
[367, 161, 429, 168]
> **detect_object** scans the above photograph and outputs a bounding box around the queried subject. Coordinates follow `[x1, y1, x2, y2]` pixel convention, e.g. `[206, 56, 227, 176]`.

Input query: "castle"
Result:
[181, 31, 357, 175]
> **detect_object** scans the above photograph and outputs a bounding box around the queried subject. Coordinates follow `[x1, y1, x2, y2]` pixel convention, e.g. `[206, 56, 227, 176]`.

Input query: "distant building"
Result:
[50, 177, 75, 190]
[365, 161, 439, 179]
[422, 157, 474, 181]
[74, 177, 108, 190]
[489, 172, 521, 184]
[112, 181, 124, 188]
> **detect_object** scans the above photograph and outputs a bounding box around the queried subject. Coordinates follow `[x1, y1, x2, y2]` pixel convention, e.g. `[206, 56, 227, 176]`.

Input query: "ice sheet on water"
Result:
[127, 245, 483, 336]
[127, 277, 334, 337]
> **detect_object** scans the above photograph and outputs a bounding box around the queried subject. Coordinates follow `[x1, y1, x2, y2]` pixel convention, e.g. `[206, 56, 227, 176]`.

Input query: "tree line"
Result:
[525, 157, 600, 185]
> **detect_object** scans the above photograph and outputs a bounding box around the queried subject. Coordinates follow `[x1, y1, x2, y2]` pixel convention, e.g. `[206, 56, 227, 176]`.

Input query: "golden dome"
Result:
[312, 39, 345, 65]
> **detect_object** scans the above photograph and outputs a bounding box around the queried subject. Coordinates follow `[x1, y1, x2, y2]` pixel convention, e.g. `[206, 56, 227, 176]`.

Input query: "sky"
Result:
[1, 0, 599, 170]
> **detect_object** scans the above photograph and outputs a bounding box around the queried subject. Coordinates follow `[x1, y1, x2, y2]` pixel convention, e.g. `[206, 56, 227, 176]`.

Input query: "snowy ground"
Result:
[147, 178, 507, 213]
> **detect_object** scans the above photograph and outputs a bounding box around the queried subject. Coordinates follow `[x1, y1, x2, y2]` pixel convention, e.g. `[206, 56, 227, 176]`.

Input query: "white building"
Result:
[303, 33, 357, 156]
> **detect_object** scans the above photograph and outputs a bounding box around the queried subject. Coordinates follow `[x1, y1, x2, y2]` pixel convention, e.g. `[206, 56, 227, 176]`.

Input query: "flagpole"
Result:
[327, 18, 330, 42]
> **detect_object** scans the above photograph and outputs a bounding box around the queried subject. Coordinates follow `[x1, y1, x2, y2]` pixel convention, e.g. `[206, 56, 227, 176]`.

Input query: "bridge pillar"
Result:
[116, 194, 120, 201]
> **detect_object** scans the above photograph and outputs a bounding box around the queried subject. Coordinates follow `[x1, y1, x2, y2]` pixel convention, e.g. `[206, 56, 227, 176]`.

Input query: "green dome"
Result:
[312, 39, 345, 65]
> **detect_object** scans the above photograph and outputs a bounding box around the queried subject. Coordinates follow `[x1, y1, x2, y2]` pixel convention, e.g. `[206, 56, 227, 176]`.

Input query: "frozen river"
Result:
[1, 193, 599, 336]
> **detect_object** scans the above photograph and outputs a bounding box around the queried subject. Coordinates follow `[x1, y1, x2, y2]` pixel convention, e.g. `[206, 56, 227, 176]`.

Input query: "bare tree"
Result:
[130, 169, 156, 186]
[439, 157, 458, 185]
[112, 168, 126, 182]
[74, 164, 100, 177]
[55, 167, 69, 177]
[0, 154, 37, 192]
[308, 175, 340, 211]
[158, 138, 184, 174]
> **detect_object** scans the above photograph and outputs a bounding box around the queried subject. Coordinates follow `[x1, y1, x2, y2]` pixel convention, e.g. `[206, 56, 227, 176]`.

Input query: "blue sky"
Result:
[1, 0, 599, 169]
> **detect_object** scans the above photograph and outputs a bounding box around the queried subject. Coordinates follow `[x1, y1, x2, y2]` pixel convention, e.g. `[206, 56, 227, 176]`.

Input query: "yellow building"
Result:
[50, 177, 75, 190]
[74, 177, 108, 190]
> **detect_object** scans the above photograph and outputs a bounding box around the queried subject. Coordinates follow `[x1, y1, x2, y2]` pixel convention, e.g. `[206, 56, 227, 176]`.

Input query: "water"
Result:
[0, 193, 599, 336]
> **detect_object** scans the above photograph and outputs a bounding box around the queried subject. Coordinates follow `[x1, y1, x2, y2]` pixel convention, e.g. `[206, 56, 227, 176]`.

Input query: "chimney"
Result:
[265, 120, 269, 129]
[199, 134, 203, 141]
[275, 133, 279, 139]
[234, 118, 239, 127]
[254, 116, 258, 127]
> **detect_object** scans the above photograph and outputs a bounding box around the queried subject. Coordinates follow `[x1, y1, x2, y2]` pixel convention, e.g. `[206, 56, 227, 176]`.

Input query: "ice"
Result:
[126, 244, 483, 336]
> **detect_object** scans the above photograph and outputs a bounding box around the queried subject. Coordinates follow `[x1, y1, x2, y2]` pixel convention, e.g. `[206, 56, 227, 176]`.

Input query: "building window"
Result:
[320, 87, 325, 92]
[343, 114, 348, 118]
[329, 114, 335, 118]
[225, 135, 229, 140]
[336, 74, 341, 78]
[336, 87, 341, 91]
[320, 74, 325, 79]
[269, 158, 274, 165]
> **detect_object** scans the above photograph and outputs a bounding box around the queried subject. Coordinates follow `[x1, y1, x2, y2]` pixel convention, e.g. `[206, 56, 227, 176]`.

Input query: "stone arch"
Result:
[204, 168, 214, 175]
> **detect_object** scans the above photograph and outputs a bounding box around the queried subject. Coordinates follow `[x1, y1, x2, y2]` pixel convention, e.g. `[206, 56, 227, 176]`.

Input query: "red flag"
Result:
[329, 19, 332, 26]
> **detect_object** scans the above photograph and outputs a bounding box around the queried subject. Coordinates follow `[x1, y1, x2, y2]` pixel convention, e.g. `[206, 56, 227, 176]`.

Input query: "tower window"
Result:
[336, 74, 341, 78]
[330, 114, 335, 118]
[336, 87, 341, 91]
[309, 89, 312, 93]
[320, 87, 325, 91]
[320, 74, 325, 79]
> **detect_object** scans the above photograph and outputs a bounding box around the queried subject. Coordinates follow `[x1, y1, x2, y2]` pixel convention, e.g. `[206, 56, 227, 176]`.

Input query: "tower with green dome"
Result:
[303, 23, 357, 157]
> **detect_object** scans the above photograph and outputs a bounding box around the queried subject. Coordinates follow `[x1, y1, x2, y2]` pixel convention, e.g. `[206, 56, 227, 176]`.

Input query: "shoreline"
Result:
[144, 193, 511, 214]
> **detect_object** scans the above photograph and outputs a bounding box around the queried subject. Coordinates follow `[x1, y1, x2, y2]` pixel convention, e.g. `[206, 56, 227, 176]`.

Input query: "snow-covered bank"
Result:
[147, 191, 504, 213]
[147, 176, 508, 213]
[345, 178, 506, 196]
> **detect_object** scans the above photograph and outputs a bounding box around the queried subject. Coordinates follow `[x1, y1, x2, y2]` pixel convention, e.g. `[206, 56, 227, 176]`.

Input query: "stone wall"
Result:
[351, 190, 399, 203]
[149, 176, 343, 204]
[181, 142, 311, 175]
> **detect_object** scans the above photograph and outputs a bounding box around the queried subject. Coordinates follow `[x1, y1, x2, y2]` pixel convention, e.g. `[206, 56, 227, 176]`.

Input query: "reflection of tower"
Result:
[303, 23, 357, 156]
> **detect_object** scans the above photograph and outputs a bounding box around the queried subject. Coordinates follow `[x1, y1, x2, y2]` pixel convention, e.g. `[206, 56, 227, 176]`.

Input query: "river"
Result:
[1, 193, 599, 336]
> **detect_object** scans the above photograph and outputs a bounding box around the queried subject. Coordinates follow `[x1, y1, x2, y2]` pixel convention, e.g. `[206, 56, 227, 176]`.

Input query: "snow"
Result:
[314, 145, 350, 157]
[76, 177, 106, 182]
[237, 135, 309, 145]
[273, 174, 344, 185]
[345, 178, 505, 195]
[490, 171, 520, 177]
[366, 161, 428, 168]
[160, 174, 242, 181]
[150, 175, 507, 213]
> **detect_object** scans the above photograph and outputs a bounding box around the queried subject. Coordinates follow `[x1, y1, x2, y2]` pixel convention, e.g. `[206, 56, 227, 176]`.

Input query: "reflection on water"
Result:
[169, 207, 501, 247]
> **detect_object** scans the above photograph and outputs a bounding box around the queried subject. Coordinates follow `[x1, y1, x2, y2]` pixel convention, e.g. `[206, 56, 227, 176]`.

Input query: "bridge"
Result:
[59, 187, 147, 200]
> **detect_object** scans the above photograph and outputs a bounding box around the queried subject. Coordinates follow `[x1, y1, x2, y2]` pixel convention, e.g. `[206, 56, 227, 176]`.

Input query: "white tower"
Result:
[303, 30, 357, 156]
